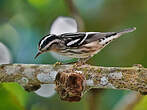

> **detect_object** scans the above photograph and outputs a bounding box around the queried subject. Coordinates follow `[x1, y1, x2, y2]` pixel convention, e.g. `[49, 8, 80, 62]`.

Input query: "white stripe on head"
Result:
[40, 35, 52, 47]
[99, 34, 119, 45]
[43, 39, 61, 50]
[67, 38, 80, 46]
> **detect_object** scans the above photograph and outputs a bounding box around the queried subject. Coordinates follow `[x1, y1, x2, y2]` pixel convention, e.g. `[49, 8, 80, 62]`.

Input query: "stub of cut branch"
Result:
[0, 64, 147, 101]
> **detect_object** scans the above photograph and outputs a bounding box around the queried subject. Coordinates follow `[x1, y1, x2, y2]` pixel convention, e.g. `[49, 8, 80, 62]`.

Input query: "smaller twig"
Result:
[65, 0, 85, 31]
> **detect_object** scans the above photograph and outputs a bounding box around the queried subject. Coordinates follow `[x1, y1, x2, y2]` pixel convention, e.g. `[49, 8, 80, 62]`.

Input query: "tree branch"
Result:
[65, 0, 85, 31]
[0, 64, 147, 101]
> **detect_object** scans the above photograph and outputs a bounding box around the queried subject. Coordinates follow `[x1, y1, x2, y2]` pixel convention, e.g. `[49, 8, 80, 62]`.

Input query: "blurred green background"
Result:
[0, 0, 147, 110]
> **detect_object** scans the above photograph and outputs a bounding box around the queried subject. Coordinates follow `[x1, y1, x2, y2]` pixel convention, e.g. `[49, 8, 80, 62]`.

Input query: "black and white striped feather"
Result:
[60, 27, 136, 48]
[36, 27, 136, 59]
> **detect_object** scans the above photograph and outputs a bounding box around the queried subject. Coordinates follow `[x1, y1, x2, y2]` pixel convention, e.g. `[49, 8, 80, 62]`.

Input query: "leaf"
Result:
[50, 16, 77, 35]
[133, 96, 147, 110]
[0, 83, 28, 110]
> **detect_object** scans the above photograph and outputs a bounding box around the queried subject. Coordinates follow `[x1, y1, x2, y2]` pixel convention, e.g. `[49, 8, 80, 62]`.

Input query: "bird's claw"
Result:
[54, 62, 63, 67]
[73, 61, 86, 68]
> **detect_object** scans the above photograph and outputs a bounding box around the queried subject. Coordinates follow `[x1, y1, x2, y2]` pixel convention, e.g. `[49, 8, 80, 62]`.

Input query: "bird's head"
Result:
[35, 34, 62, 59]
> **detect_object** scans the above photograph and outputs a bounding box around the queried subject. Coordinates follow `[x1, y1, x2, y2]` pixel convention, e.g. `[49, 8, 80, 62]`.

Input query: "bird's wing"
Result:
[85, 27, 136, 45]
[83, 32, 116, 44]
[60, 32, 86, 47]
[60, 32, 116, 47]
[60, 27, 136, 47]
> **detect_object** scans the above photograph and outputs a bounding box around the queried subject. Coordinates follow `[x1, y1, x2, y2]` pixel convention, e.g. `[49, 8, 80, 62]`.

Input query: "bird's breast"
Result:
[56, 41, 103, 58]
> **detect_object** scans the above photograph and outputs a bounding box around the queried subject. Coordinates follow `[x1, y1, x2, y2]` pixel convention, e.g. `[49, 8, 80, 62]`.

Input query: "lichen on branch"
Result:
[0, 64, 147, 101]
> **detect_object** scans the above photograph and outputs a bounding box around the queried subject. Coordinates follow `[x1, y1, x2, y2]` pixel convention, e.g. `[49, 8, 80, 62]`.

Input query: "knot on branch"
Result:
[55, 70, 85, 102]
[24, 84, 41, 92]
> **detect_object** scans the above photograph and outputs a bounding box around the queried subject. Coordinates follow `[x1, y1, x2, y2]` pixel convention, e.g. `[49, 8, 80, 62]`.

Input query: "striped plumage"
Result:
[35, 27, 136, 61]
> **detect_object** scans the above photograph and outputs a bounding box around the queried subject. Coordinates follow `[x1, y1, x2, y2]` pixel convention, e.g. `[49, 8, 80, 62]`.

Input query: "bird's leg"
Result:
[53, 61, 63, 67]
[64, 60, 78, 64]
[59, 56, 91, 66]
[74, 56, 91, 66]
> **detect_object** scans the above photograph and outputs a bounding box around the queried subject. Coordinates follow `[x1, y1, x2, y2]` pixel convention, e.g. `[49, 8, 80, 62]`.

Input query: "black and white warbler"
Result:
[35, 27, 136, 63]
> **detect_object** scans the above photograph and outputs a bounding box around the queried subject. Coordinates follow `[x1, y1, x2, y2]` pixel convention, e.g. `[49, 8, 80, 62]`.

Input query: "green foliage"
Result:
[134, 96, 147, 110]
[28, 0, 51, 9]
[0, 83, 28, 110]
[0, 0, 147, 109]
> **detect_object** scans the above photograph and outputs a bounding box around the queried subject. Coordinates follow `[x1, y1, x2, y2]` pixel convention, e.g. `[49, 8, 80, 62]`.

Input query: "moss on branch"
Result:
[0, 64, 147, 101]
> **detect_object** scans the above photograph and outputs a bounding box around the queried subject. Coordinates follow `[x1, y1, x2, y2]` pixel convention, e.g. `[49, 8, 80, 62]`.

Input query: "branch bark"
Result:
[0, 64, 147, 101]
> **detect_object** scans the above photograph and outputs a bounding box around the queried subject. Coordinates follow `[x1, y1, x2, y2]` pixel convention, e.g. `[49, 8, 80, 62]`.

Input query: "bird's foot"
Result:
[133, 64, 144, 68]
[62, 60, 85, 66]
[74, 57, 90, 66]
[73, 61, 87, 68]
[53, 62, 63, 67]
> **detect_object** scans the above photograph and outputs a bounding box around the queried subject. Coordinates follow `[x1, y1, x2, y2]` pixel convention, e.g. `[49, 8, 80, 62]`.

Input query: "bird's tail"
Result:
[117, 27, 136, 36]
[99, 27, 136, 45]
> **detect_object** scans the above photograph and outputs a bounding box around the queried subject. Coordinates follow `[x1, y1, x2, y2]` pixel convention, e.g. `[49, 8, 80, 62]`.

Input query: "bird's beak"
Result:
[34, 51, 42, 59]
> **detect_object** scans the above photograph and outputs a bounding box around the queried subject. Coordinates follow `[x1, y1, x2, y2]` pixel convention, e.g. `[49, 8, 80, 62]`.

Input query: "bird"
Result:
[35, 27, 136, 63]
